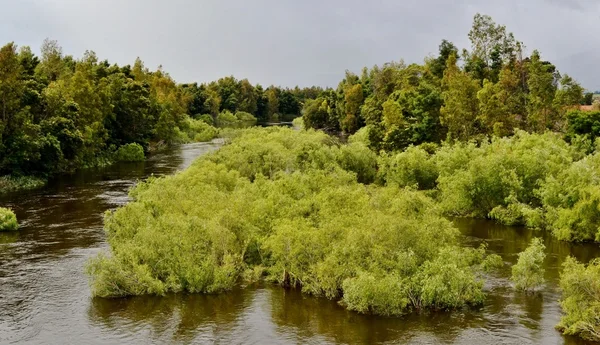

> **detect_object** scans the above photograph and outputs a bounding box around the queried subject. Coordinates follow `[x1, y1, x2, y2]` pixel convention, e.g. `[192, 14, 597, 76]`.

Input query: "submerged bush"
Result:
[0, 207, 18, 231]
[88, 127, 497, 316]
[540, 153, 600, 241]
[511, 238, 545, 292]
[557, 256, 600, 341]
[436, 131, 577, 223]
[216, 111, 239, 128]
[235, 111, 257, 123]
[177, 118, 219, 143]
[114, 143, 145, 162]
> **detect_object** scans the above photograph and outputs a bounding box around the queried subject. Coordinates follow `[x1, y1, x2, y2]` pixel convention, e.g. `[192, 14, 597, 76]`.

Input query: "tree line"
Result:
[0, 39, 320, 180]
[302, 14, 588, 152]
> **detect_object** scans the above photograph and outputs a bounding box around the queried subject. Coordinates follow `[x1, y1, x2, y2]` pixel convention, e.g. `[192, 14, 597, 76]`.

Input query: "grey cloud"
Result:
[0, 0, 598, 90]
[543, 0, 600, 11]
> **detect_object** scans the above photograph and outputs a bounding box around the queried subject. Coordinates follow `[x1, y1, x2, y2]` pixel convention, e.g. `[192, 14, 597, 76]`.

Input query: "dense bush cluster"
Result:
[87, 127, 500, 316]
[0, 207, 18, 231]
[558, 257, 600, 341]
[113, 143, 145, 162]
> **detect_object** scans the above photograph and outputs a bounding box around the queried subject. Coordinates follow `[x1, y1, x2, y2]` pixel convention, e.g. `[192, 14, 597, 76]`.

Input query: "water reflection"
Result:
[89, 289, 253, 344]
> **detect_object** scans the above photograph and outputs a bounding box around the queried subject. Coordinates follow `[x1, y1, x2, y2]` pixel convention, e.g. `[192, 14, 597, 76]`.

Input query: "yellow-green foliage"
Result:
[216, 111, 257, 128]
[292, 116, 304, 130]
[177, 118, 219, 143]
[87, 127, 495, 316]
[235, 111, 257, 123]
[557, 256, 600, 341]
[348, 125, 371, 147]
[378, 146, 438, 189]
[114, 143, 145, 162]
[0, 207, 18, 231]
[540, 153, 600, 241]
[511, 238, 545, 291]
[436, 131, 577, 223]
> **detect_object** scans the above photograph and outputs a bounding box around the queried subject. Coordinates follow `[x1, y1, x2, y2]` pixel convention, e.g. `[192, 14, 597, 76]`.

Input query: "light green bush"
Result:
[198, 114, 214, 126]
[0, 207, 18, 231]
[511, 238, 545, 292]
[348, 125, 371, 147]
[436, 131, 577, 221]
[88, 127, 497, 316]
[175, 117, 219, 143]
[216, 111, 239, 128]
[335, 142, 378, 184]
[378, 146, 438, 189]
[557, 256, 600, 341]
[292, 117, 304, 130]
[540, 153, 600, 241]
[235, 111, 257, 123]
[114, 143, 145, 162]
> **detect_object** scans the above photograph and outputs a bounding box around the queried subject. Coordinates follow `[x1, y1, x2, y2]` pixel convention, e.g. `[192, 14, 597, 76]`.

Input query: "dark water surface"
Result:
[0, 141, 598, 344]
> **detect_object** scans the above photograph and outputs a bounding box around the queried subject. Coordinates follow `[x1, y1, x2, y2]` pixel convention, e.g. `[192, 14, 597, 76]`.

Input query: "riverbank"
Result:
[0, 175, 47, 195]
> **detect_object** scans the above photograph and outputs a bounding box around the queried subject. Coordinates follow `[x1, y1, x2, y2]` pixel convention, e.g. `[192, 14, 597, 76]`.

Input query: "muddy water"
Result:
[0, 142, 598, 344]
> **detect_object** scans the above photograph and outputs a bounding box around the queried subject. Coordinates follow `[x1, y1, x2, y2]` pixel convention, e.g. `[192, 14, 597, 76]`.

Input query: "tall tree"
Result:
[526, 50, 558, 132]
[440, 54, 481, 140]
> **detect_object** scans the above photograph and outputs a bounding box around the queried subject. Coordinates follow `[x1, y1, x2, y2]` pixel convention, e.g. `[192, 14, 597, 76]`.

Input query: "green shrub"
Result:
[114, 143, 145, 162]
[0, 207, 18, 231]
[198, 114, 214, 126]
[540, 153, 600, 241]
[566, 110, 600, 146]
[178, 118, 218, 143]
[378, 146, 438, 189]
[347, 125, 371, 147]
[216, 111, 240, 128]
[511, 238, 545, 292]
[557, 256, 600, 341]
[335, 142, 378, 184]
[292, 117, 304, 130]
[88, 127, 497, 316]
[436, 131, 577, 221]
[235, 111, 257, 123]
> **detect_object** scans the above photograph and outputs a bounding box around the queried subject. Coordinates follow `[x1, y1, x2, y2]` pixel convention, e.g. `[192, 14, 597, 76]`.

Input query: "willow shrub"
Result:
[540, 153, 600, 241]
[0, 207, 18, 231]
[88, 127, 497, 316]
[177, 117, 218, 143]
[378, 146, 438, 189]
[436, 131, 578, 225]
[511, 238, 545, 292]
[557, 257, 600, 341]
[114, 143, 145, 162]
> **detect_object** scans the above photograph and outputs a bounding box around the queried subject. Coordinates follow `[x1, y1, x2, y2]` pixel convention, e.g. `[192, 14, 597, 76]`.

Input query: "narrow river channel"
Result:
[0, 140, 597, 344]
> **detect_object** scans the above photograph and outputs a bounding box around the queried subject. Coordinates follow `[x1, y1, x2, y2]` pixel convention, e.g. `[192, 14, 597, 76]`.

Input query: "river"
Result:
[0, 141, 597, 344]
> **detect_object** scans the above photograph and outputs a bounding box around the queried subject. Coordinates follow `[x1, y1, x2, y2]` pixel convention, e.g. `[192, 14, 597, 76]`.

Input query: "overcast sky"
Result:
[1, 0, 599, 90]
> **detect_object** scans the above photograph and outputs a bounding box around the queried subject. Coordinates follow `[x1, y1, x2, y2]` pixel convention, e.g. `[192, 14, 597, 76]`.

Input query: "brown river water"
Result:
[0, 140, 598, 345]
